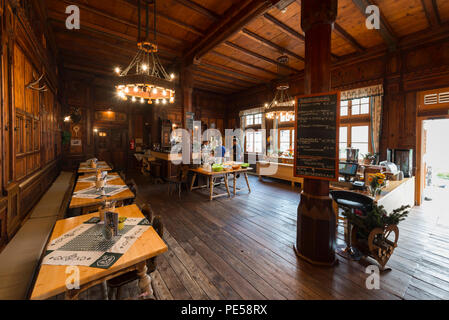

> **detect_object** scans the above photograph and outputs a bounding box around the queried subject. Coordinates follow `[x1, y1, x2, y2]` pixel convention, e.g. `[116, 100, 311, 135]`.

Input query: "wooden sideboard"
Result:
[256, 161, 304, 188]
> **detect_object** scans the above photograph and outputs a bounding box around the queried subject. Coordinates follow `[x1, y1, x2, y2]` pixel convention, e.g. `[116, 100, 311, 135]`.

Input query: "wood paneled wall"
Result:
[227, 36, 449, 205]
[1, 0, 62, 247]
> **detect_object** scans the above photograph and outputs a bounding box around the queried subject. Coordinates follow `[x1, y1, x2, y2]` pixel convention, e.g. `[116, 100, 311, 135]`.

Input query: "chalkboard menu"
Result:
[294, 92, 340, 181]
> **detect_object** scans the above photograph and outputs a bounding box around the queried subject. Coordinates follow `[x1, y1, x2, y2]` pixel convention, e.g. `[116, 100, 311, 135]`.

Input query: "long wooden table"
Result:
[69, 172, 135, 210]
[78, 161, 112, 174]
[30, 204, 168, 300]
[189, 167, 252, 201]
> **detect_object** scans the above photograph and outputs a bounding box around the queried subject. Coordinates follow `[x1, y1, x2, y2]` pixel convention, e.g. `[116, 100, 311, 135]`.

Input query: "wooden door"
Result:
[94, 127, 128, 170]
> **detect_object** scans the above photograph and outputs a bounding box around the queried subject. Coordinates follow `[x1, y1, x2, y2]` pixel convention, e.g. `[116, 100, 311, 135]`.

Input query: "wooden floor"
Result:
[63, 173, 449, 300]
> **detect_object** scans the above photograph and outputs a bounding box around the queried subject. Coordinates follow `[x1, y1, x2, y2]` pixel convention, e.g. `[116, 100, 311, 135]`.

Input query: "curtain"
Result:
[370, 95, 383, 154]
[341, 84, 384, 155]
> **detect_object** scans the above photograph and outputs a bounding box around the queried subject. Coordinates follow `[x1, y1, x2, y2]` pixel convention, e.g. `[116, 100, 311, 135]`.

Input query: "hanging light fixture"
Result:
[264, 56, 295, 120]
[114, 0, 175, 104]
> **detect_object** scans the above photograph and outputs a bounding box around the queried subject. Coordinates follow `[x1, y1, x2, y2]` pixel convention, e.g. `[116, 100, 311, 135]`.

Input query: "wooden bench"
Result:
[0, 171, 75, 300]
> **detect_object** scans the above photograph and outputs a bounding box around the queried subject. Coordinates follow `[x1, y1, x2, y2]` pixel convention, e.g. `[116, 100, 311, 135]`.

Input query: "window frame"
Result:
[278, 127, 295, 154]
[245, 130, 263, 154]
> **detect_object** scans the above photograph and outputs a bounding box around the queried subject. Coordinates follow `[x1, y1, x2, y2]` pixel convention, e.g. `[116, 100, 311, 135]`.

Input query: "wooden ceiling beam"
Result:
[351, 0, 397, 48]
[193, 65, 257, 86]
[119, 0, 205, 36]
[421, 0, 441, 28]
[185, 0, 281, 65]
[223, 41, 301, 73]
[173, 0, 220, 21]
[200, 60, 267, 82]
[262, 12, 338, 60]
[263, 13, 305, 41]
[333, 23, 365, 52]
[241, 28, 304, 61]
[208, 50, 277, 77]
[62, 0, 187, 46]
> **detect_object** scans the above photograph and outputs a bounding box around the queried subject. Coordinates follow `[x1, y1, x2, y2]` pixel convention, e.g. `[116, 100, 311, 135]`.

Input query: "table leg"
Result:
[64, 289, 80, 300]
[190, 173, 197, 191]
[244, 173, 251, 193]
[209, 176, 214, 201]
[233, 173, 237, 196]
[224, 174, 230, 197]
[136, 261, 154, 299]
[101, 281, 109, 300]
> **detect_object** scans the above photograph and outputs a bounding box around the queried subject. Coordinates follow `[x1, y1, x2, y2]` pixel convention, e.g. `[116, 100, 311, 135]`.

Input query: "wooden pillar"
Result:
[181, 65, 194, 129]
[295, 0, 338, 266]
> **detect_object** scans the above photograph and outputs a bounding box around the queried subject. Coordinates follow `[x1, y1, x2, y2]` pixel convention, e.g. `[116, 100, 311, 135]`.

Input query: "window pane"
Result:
[351, 125, 369, 143]
[254, 114, 262, 125]
[352, 104, 360, 115]
[361, 97, 369, 104]
[341, 106, 348, 116]
[360, 103, 369, 114]
[279, 130, 290, 152]
[339, 143, 348, 159]
[246, 115, 253, 126]
[246, 132, 254, 152]
[339, 127, 348, 143]
[352, 98, 360, 105]
[254, 132, 262, 153]
[341, 100, 348, 107]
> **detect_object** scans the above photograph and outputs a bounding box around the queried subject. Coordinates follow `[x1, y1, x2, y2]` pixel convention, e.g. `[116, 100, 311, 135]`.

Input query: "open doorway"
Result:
[422, 119, 449, 214]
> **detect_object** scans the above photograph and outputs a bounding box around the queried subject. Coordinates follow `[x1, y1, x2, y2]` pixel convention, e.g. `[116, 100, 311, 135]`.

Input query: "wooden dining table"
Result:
[30, 204, 168, 300]
[189, 167, 252, 201]
[78, 161, 112, 174]
[69, 172, 135, 210]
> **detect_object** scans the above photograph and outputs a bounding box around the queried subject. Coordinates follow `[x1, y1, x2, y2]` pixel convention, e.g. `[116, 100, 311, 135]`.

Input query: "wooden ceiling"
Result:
[45, 0, 449, 94]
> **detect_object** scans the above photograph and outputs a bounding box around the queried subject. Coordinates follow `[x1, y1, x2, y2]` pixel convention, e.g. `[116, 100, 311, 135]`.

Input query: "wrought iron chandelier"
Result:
[115, 0, 175, 105]
[264, 56, 295, 119]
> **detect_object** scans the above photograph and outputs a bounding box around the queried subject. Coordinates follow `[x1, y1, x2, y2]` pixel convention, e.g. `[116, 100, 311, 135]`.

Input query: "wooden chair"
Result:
[106, 214, 164, 300]
[167, 165, 190, 199]
[124, 178, 137, 206]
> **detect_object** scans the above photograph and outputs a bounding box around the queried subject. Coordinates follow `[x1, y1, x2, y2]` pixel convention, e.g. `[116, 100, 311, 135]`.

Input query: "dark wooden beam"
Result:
[333, 23, 365, 52]
[223, 41, 301, 73]
[208, 50, 278, 77]
[263, 13, 305, 41]
[119, 0, 205, 36]
[185, 0, 280, 64]
[173, 0, 220, 21]
[241, 28, 305, 61]
[351, 0, 397, 48]
[193, 65, 257, 86]
[200, 60, 267, 82]
[262, 13, 339, 60]
[62, 0, 187, 46]
[421, 0, 441, 28]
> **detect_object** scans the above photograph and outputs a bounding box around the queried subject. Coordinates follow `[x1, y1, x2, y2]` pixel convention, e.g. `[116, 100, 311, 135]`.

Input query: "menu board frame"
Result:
[294, 91, 340, 181]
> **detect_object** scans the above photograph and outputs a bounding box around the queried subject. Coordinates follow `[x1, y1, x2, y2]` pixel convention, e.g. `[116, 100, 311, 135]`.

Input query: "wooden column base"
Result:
[295, 191, 337, 266]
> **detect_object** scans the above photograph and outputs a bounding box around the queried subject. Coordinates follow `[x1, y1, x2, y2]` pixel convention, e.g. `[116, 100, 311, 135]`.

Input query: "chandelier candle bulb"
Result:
[152, 88, 158, 94]
[140, 98, 145, 104]
[133, 86, 139, 93]
[132, 96, 136, 102]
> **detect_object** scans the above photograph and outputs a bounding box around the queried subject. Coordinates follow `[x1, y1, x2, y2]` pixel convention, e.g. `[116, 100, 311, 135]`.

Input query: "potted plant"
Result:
[367, 173, 386, 197]
[342, 204, 410, 269]
[362, 152, 377, 165]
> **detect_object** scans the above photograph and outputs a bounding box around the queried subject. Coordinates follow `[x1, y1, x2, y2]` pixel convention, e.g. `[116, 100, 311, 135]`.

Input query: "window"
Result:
[246, 131, 263, 153]
[246, 115, 254, 126]
[339, 126, 348, 159]
[279, 128, 294, 153]
[339, 125, 370, 160]
[351, 125, 369, 157]
[340, 98, 370, 117]
[246, 113, 262, 126]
